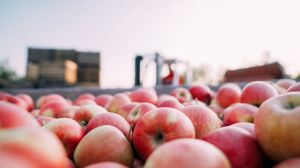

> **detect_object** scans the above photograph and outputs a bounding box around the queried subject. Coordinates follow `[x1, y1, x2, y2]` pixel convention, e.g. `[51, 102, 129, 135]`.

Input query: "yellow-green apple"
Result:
[126, 102, 156, 126]
[35, 115, 56, 126]
[276, 79, 296, 90]
[216, 83, 241, 108]
[117, 102, 140, 118]
[39, 100, 71, 118]
[170, 87, 192, 103]
[255, 92, 300, 161]
[221, 103, 258, 126]
[203, 126, 263, 168]
[83, 162, 128, 168]
[129, 88, 158, 104]
[133, 107, 195, 160]
[230, 122, 255, 137]
[74, 125, 134, 167]
[0, 127, 69, 168]
[144, 139, 231, 168]
[17, 93, 34, 111]
[74, 93, 95, 106]
[85, 112, 131, 138]
[36, 94, 66, 108]
[0, 101, 39, 128]
[240, 81, 278, 106]
[57, 105, 80, 118]
[156, 98, 184, 110]
[274, 158, 300, 168]
[181, 105, 222, 139]
[95, 94, 113, 107]
[44, 118, 84, 158]
[73, 104, 107, 127]
[287, 82, 300, 92]
[106, 93, 131, 113]
[189, 84, 214, 105]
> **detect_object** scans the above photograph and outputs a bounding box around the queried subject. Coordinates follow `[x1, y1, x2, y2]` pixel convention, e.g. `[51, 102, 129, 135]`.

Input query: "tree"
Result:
[0, 59, 17, 81]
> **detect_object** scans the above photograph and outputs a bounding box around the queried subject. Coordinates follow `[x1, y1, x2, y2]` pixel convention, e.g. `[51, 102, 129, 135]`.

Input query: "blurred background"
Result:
[1, 0, 300, 89]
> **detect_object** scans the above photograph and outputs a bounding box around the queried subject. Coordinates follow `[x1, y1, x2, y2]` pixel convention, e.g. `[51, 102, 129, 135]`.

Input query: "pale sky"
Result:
[1, 0, 300, 88]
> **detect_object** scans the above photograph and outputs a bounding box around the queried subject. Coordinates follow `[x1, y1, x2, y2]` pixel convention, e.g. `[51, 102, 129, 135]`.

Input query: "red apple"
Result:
[35, 115, 56, 126]
[240, 81, 278, 106]
[17, 93, 34, 111]
[0, 101, 39, 128]
[39, 100, 71, 118]
[95, 94, 113, 107]
[106, 93, 131, 113]
[276, 79, 296, 90]
[0, 127, 69, 168]
[156, 98, 184, 110]
[255, 92, 300, 161]
[75, 93, 95, 102]
[189, 84, 214, 105]
[36, 94, 66, 108]
[170, 87, 192, 103]
[183, 99, 206, 107]
[208, 100, 224, 117]
[133, 107, 195, 160]
[203, 126, 263, 168]
[144, 139, 231, 168]
[85, 112, 131, 138]
[74, 125, 134, 167]
[83, 162, 128, 168]
[129, 88, 158, 104]
[287, 82, 300, 92]
[221, 103, 258, 126]
[216, 83, 241, 108]
[0, 151, 39, 168]
[117, 102, 140, 118]
[73, 104, 107, 127]
[0, 93, 27, 110]
[75, 99, 97, 106]
[126, 102, 156, 126]
[44, 118, 84, 158]
[274, 158, 300, 168]
[230, 122, 255, 137]
[57, 105, 80, 118]
[181, 105, 222, 139]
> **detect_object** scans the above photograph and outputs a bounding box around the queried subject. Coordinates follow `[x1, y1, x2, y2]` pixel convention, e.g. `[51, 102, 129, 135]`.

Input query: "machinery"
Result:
[134, 53, 191, 87]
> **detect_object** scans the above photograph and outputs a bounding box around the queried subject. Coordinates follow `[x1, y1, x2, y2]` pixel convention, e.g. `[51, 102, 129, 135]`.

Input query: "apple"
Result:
[255, 92, 300, 161]
[144, 139, 231, 168]
[203, 126, 263, 168]
[35, 115, 56, 126]
[0, 127, 68, 168]
[183, 99, 206, 107]
[156, 98, 184, 110]
[0, 93, 27, 110]
[117, 102, 140, 118]
[189, 84, 214, 105]
[126, 102, 156, 126]
[0, 151, 39, 168]
[39, 100, 71, 118]
[240, 81, 278, 106]
[36, 94, 66, 108]
[170, 87, 192, 103]
[57, 105, 80, 118]
[44, 118, 84, 158]
[230, 122, 255, 137]
[181, 105, 222, 139]
[133, 107, 195, 160]
[74, 99, 97, 106]
[73, 104, 107, 127]
[106, 93, 131, 113]
[83, 162, 128, 168]
[287, 82, 300, 92]
[75, 93, 95, 102]
[74, 125, 134, 167]
[208, 100, 224, 117]
[276, 79, 296, 90]
[216, 83, 241, 108]
[129, 88, 158, 104]
[274, 158, 300, 168]
[0, 101, 39, 128]
[95, 94, 113, 107]
[85, 112, 131, 138]
[221, 103, 258, 126]
[17, 93, 34, 111]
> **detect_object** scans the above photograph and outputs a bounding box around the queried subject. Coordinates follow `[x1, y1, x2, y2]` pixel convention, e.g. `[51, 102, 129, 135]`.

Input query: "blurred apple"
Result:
[95, 94, 113, 107]
[216, 83, 241, 108]
[129, 88, 158, 104]
[106, 93, 131, 113]
[189, 84, 214, 105]
[170, 87, 192, 103]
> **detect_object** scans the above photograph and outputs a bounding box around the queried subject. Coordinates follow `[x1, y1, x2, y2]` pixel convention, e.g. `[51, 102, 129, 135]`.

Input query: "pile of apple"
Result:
[1, 79, 300, 168]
